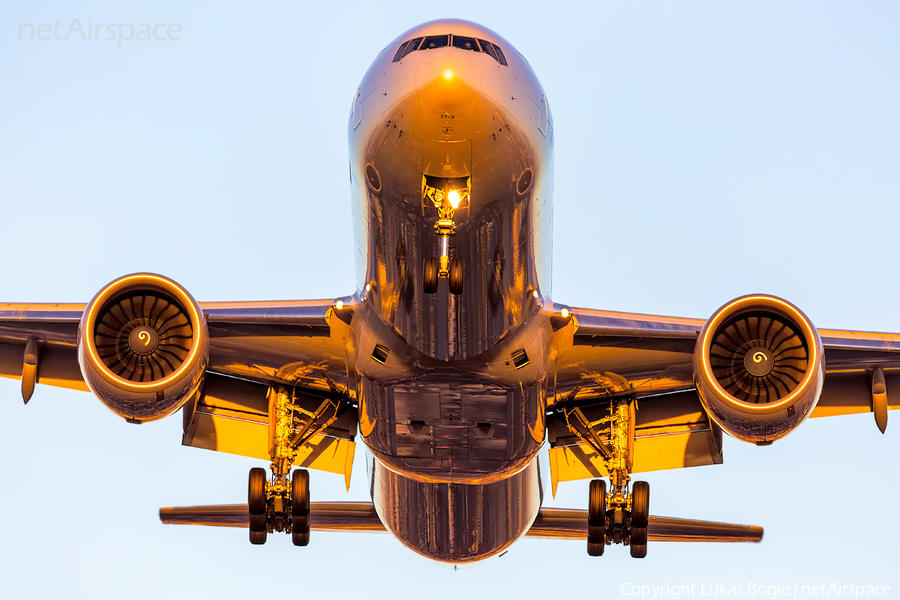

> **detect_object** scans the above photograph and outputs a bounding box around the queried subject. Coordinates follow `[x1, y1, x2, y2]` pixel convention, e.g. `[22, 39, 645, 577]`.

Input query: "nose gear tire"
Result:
[423, 257, 439, 294]
[449, 258, 464, 295]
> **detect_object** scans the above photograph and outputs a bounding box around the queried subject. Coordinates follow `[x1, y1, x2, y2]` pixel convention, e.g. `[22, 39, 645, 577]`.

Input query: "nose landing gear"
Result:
[422, 178, 468, 295]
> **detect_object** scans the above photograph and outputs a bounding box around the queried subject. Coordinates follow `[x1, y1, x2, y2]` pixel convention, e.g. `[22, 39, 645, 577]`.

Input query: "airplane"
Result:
[1, 18, 897, 565]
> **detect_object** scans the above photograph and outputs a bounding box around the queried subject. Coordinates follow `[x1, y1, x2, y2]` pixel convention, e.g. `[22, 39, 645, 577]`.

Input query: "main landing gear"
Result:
[248, 466, 310, 546]
[587, 478, 650, 558]
[246, 386, 343, 547]
[562, 397, 651, 558]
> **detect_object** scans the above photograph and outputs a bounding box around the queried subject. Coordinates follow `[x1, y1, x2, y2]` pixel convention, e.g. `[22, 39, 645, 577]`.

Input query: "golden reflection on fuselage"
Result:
[349, 19, 553, 360]
[347, 19, 555, 563]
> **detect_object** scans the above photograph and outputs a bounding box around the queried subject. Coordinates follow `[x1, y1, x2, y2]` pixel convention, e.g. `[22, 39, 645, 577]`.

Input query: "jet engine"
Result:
[78, 273, 209, 423]
[693, 295, 824, 445]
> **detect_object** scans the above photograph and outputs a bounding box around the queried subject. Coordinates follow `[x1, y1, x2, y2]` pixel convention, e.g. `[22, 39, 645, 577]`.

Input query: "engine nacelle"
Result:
[78, 273, 209, 423]
[693, 295, 824, 445]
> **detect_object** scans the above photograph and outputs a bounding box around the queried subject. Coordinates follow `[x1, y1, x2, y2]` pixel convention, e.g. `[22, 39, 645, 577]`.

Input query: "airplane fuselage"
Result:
[346, 19, 555, 562]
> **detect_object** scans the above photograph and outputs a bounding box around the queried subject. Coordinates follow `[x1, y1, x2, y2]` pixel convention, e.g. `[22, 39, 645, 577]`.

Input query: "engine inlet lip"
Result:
[697, 294, 822, 414]
[80, 273, 206, 391]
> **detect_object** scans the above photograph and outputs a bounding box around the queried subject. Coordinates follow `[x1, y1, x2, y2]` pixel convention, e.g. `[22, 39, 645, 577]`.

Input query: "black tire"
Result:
[292, 514, 309, 533]
[248, 468, 267, 516]
[630, 524, 648, 558]
[631, 525, 648, 546]
[291, 469, 310, 516]
[588, 480, 606, 527]
[449, 258, 463, 295]
[588, 522, 605, 556]
[423, 257, 439, 294]
[631, 481, 650, 528]
[249, 513, 267, 545]
[292, 528, 310, 547]
[250, 529, 267, 545]
[611, 509, 625, 544]
[587, 540, 605, 557]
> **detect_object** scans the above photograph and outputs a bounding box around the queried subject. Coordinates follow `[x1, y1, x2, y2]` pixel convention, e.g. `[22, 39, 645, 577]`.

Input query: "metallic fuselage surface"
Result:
[347, 20, 555, 561]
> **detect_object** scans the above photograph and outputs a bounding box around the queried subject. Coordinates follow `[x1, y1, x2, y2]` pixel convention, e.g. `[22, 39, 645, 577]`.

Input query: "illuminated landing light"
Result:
[335, 299, 344, 310]
[561, 307, 570, 318]
[532, 290, 539, 298]
[448, 189, 462, 209]
[443, 69, 453, 80]
[365, 283, 371, 292]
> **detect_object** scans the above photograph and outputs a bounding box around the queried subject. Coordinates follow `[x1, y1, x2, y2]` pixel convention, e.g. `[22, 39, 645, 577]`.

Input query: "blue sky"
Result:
[1, 2, 898, 598]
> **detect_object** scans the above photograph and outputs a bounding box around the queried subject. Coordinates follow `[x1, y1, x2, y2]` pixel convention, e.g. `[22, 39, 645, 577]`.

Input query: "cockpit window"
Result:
[491, 43, 508, 66]
[393, 40, 410, 62]
[421, 35, 449, 50]
[400, 37, 422, 60]
[393, 37, 422, 62]
[452, 35, 479, 52]
[477, 38, 498, 61]
[392, 34, 508, 66]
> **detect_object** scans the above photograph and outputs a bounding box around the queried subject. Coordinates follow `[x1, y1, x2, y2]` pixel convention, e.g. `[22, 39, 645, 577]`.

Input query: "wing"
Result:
[547, 303, 900, 491]
[0, 299, 357, 483]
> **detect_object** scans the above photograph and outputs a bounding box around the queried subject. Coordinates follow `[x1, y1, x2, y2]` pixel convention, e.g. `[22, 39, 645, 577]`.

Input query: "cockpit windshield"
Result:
[452, 36, 479, 52]
[392, 34, 508, 66]
[421, 35, 449, 50]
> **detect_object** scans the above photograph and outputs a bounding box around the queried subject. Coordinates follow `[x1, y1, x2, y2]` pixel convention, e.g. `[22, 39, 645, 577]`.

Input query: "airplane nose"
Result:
[416, 52, 482, 114]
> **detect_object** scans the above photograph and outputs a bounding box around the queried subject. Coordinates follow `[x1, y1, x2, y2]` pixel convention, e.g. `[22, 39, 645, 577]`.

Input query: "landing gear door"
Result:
[422, 139, 472, 215]
[423, 139, 471, 179]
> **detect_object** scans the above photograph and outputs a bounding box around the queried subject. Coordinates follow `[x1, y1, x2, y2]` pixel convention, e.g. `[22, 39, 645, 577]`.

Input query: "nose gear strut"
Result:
[422, 178, 468, 295]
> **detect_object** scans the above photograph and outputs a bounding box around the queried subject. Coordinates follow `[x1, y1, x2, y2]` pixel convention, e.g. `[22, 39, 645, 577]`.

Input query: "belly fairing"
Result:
[371, 455, 542, 563]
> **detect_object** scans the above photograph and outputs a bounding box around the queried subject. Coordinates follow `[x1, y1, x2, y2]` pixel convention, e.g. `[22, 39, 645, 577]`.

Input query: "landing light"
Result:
[335, 300, 344, 310]
[443, 70, 453, 80]
[561, 307, 570, 318]
[448, 189, 462, 209]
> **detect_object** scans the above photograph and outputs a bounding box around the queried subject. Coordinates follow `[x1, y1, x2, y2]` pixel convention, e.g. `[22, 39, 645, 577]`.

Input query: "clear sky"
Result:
[1, 1, 898, 598]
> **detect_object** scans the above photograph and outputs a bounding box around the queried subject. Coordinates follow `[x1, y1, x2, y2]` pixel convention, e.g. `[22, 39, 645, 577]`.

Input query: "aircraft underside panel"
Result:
[371, 456, 541, 562]
[360, 374, 544, 484]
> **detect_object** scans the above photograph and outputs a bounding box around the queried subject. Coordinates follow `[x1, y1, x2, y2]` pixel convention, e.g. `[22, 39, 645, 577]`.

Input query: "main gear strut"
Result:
[563, 397, 651, 558]
[247, 386, 344, 546]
